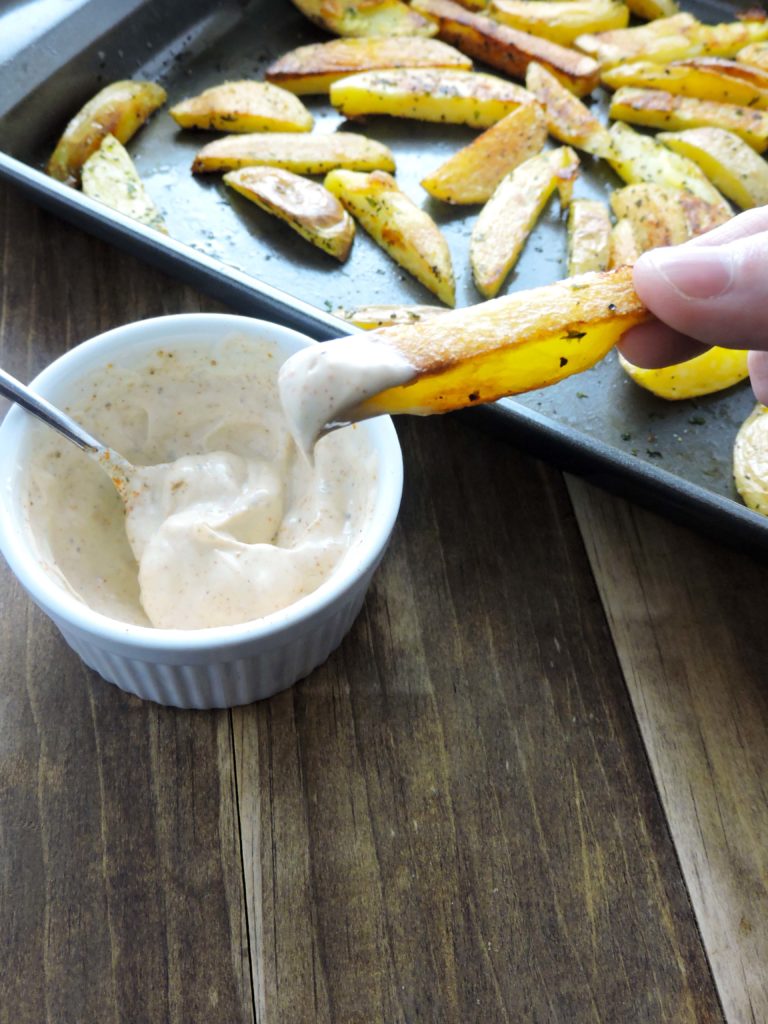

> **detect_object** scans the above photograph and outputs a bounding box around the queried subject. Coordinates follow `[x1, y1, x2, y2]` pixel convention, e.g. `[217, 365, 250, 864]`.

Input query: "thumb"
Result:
[632, 230, 768, 351]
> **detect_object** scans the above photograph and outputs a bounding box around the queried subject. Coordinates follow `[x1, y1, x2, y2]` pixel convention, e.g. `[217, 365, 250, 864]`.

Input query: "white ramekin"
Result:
[0, 314, 403, 709]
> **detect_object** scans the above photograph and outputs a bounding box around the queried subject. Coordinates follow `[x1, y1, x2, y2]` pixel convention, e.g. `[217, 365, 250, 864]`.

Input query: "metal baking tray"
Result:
[2, 0, 766, 551]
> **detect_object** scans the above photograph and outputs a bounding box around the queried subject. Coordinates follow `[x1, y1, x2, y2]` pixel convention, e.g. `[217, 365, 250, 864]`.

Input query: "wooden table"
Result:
[1, 179, 766, 1024]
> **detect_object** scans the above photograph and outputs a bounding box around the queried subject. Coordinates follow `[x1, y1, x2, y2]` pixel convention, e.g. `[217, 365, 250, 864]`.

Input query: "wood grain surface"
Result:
[0, 179, 758, 1024]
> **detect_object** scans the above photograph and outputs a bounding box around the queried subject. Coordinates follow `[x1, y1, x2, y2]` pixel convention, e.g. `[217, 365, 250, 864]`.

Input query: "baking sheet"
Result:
[2, 0, 767, 551]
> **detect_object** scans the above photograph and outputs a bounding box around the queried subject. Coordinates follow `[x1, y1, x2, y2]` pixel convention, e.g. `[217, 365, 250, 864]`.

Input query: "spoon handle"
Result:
[0, 366, 104, 453]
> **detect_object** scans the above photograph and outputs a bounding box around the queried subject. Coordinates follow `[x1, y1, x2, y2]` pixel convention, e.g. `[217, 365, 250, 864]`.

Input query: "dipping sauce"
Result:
[23, 335, 378, 629]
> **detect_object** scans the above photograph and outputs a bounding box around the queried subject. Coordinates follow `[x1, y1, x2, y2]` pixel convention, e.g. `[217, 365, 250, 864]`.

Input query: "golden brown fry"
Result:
[334, 304, 449, 328]
[411, 0, 600, 96]
[525, 61, 612, 156]
[624, 0, 678, 19]
[734, 404, 768, 514]
[47, 80, 166, 187]
[169, 81, 312, 132]
[490, 0, 630, 48]
[602, 57, 768, 111]
[191, 132, 396, 175]
[224, 167, 355, 261]
[567, 199, 611, 276]
[357, 267, 649, 416]
[621, 347, 748, 399]
[738, 40, 768, 71]
[288, 0, 437, 36]
[329, 67, 534, 127]
[608, 218, 641, 268]
[470, 147, 579, 298]
[675, 191, 732, 237]
[609, 184, 689, 254]
[265, 37, 471, 94]
[325, 169, 455, 304]
[81, 134, 167, 233]
[420, 103, 547, 204]
[659, 127, 768, 209]
[609, 86, 768, 152]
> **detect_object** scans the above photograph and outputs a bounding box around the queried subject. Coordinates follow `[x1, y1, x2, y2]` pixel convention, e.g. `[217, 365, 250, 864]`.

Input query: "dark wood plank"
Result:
[234, 415, 725, 1024]
[568, 476, 768, 1024]
[0, 185, 253, 1024]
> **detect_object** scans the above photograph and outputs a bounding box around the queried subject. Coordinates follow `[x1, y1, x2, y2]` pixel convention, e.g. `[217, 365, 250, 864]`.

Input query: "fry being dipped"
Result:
[279, 267, 649, 452]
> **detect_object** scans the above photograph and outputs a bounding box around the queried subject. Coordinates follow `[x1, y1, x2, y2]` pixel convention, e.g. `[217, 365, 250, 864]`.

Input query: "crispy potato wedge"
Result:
[602, 57, 768, 111]
[610, 184, 689, 253]
[411, 0, 600, 96]
[525, 61, 612, 156]
[354, 267, 649, 416]
[578, 14, 768, 67]
[265, 37, 471, 94]
[624, 0, 679, 20]
[608, 218, 641, 268]
[334, 303, 449, 327]
[81, 134, 167, 233]
[325, 169, 455, 303]
[288, 0, 437, 36]
[609, 86, 768, 151]
[734, 404, 768, 515]
[606, 122, 731, 216]
[621, 347, 748, 399]
[191, 132, 396, 174]
[420, 103, 547, 204]
[471, 147, 580, 298]
[490, 0, 630, 48]
[329, 67, 533, 126]
[658, 127, 768, 209]
[47, 80, 166, 187]
[224, 167, 355, 261]
[738, 41, 768, 72]
[567, 199, 611, 276]
[170, 81, 312, 132]
[676, 191, 732, 237]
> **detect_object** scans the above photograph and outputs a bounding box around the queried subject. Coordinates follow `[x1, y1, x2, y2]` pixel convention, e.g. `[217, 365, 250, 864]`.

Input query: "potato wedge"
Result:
[191, 132, 396, 174]
[471, 147, 580, 298]
[609, 184, 689, 253]
[525, 61, 612, 156]
[354, 267, 649, 417]
[420, 103, 547, 204]
[621, 347, 748, 399]
[608, 86, 768, 152]
[734, 404, 768, 515]
[334, 304, 449, 327]
[608, 218, 641, 268]
[624, 0, 678, 20]
[490, 0, 630, 48]
[81, 134, 166, 233]
[658, 127, 768, 209]
[329, 67, 533, 126]
[567, 199, 611, 276]
[578, 14, 768, 67]
[47, 80, 166, 187]
[606, 122, 731, 216]
[325, 169, 455, 304]
[169, 81, 312, 132]
[676, 191, 732, 237]
[265, 37, 471, 94]
[411, 0, 600, 96]
[738, 41, 768, 72]
[288, 0, 437, 36]
[224, 167, 355, 261]
[602, 57, 768, 111]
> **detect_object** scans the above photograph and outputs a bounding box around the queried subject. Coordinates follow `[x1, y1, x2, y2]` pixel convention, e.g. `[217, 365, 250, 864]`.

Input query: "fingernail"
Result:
[644, 247, 735, 300]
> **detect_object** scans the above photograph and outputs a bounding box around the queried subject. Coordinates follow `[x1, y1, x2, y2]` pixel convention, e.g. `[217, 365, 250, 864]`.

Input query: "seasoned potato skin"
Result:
[357, 267, 649, 416]
[191, 132, 396, 175]
[738, 41, 768, 72]
[265, 37, 471, 94]
[81, 134, 167, 233]
[490, 0, 630, 49]
[412, 0, 600, 96]
[609, 86, 768, 152]
[609, 184, 689, 254]
[224, 167, 355, 261]
[47, 80, 167, 187]
[329, 67, 534, 127]
[567, 199, 611, 276]
[602, 58, 768, 111]
[169, 81, 313, 132]
[420, 103, 547, 204]
[288, 0, 437, 37]
[658, 127, 768, 209]
[335, 304, 449, 328]
[525, 62, 612, 156]
[325, 169, 455, 304]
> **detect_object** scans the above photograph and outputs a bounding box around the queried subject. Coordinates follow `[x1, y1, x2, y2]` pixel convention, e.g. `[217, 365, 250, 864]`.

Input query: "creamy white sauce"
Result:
[278, 334, 415, 454]
[23, 337, 378, 629]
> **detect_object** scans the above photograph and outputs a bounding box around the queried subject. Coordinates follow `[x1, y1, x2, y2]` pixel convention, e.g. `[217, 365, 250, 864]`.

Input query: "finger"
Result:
[632, 230, 768, 350]
[748, 350, 768, 405]
[685, 205, 768, 249]
[618, 318, 710, 369]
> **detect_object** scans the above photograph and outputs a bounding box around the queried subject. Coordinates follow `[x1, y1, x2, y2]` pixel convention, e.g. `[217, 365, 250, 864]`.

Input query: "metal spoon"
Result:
[0, 366, 133, 498]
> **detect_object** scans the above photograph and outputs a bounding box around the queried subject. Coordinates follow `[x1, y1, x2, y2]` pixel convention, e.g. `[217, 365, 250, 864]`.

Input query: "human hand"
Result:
[617, 206, 768, 403]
